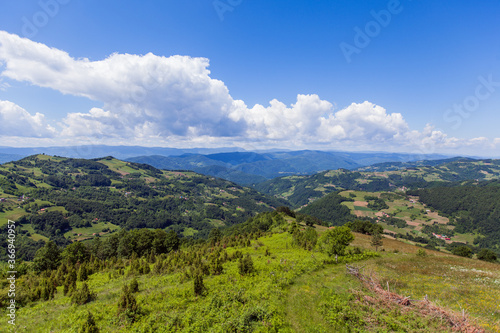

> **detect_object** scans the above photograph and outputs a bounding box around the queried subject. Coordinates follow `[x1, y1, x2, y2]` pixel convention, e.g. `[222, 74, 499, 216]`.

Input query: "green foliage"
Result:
[226, 211, 288, 235]
[367, 197, 389, 211]
[276, 206, 296, 218]
[210, 257, 224, 275]
[238, 254, 255, 275]
[292, 227, 318, 251]
[71, 282, 97, 305]
[416, 249, 427, 257]
[62, 242, 90, 265]
[129, 278, 139, 293]
[193, 272, 206, 296]
[383, 216, 408, 229]
[33, 241, 61, 273]
[346, 219, 383, 235]
[0, 154, 285, 260]
[452, 245, 473, 258]
[77, 264, 89, 282]
[36, 277, 57, 301]
[4, 228, 497, 332]
[79, 312, 100, 333]
[208, 228, 222, 245]
[117, 285, 141, 323]
[319, 226, 354, 261]
[64, 267, 77, 296]
[300, 192, 355, 226]
[371, 232, 383, 251]
[164, 230, 180, 253]
[415, 184, 500, 251]
[477, 248, 497, 262]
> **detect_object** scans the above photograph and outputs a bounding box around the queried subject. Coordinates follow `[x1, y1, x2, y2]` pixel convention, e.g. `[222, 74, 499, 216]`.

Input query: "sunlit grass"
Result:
[363, 254, 500, 332]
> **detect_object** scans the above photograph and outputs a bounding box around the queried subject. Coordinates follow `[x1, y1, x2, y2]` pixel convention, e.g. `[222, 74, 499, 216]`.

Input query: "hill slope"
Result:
[255, 158, 500, 207]
[0, 155, 286, 259]
[1, 215, 497, 332]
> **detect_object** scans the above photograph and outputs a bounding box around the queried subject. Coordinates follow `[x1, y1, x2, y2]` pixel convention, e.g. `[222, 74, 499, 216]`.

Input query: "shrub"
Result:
[238, 254, 255, 275]
[477, 249, 497, 262]
[79, 311, 99, 333]
[64, 268, 77, 296]
[77, 264, 88, 282]
[452, 246, 473, 258]
[117, 285, 141, 323]
[71, 283, 97, 305]
[129, 278, 139, 293]
[416, 249, 427, 257]
[193, 272, 206, 296]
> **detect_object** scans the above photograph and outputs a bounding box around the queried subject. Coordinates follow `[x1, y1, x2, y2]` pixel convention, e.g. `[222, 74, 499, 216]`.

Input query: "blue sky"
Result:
[0, 0, 499, 156]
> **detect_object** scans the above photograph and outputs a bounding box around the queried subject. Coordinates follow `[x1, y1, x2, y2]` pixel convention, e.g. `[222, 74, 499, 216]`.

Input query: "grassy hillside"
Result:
[295, 187, 499, 256]
[255, 158, 500, 208]
[0, 155, 286, 261]
[1, 214, 498, 332]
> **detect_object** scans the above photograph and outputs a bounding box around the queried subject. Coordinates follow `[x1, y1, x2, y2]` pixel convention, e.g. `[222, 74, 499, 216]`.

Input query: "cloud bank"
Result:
[0, 31, 497, 154]
[0, 100, 55, 137]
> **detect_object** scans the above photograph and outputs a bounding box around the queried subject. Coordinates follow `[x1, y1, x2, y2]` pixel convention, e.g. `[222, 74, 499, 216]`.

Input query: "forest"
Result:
[411, 182, 500, 253]
[0, 155, 285, 262]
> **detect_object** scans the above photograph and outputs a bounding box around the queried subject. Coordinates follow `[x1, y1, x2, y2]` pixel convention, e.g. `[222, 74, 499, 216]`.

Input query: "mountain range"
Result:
[0, 146, 453, 185]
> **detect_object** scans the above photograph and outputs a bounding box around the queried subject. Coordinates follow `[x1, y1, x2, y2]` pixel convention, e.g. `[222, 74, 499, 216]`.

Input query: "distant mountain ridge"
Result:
[127, 150, 452, 185]
[255, 158, 500, 208]
[355, 156, 476, 172]
[0, 153, 24, 164]
[0, 145, 247, 160]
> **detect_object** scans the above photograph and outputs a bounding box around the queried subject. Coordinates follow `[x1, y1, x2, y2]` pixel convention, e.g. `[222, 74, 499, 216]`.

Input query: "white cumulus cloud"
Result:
[0, 100, 55, 137]
[0, 31, 244, 138]
[0, 30, 498, 155]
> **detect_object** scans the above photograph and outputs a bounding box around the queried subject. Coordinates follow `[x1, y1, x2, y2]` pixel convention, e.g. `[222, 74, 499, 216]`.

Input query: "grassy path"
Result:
[283, 264, 362, 332]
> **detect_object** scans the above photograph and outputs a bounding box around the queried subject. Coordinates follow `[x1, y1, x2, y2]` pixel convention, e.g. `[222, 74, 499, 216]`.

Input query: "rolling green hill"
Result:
[0, 155, 286, 261]
[255, 158, 500, 207]
[0, 212, 497, 332]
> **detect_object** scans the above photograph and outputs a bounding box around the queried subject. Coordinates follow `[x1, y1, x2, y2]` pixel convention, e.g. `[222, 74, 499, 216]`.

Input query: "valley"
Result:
[0, 153, 499, 332]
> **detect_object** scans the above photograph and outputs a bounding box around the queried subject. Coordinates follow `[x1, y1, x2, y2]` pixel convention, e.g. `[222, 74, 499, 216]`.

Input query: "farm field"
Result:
[339, 190, 476, 250]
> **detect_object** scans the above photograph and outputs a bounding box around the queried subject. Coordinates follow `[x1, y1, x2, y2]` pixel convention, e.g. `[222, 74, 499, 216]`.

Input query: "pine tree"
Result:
[371, 232, 383, 252]
[148, 251, 156, 264]
[55, 262, 68, 285]
[77, 264, 88, 282]
[129, 278, 139, 293]
[79, 311, 99, 333]
[117, 285, 140, 323]
[211, 257, 224, 275]
[64, 268, 77, 296]
[153, 259, 164, 274]
[238, 254, 255, 275]
[193, 272, 206, 296]
[141, 260, 151, 274]
[71, 282, 97, 305]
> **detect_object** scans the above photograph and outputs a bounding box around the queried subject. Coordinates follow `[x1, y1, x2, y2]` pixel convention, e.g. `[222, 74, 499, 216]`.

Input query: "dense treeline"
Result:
[0, 155, 287, 248]
[412, 184, 500, 253]
[299, 192, 355, 226]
